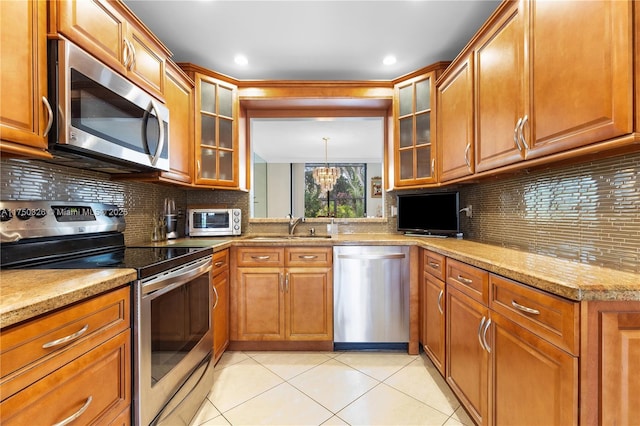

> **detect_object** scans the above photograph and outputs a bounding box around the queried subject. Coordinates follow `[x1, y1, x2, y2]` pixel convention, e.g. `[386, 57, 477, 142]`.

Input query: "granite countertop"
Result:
[233, 233, 640, 302]
[0, 269, 137, 328]
[2, 234, 638, 329]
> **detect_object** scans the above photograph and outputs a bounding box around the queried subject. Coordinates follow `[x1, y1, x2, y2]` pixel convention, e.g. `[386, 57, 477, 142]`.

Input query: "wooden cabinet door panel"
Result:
[528, 0, 633, 158]
[446, 286, 489, 425]
[56, 0, 126, 74]
[600, 311, 640, 425]
[163, 61, 193, 184]
[475, 2, 526, 172]
[286, 268, 332, 340]
[126, 28, 165, 97]
[438, 57, 474, 182]
[1, 330, 131, 426]
[491, 312, 578, 426]
[212, 269, 230, 361]
[423, 273, 445, 375]
[0, 0, 50, 155]
[236, 268, 284, 340]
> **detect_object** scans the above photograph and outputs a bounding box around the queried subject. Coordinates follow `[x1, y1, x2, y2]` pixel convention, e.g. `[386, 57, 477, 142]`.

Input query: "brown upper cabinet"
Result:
[477, 0, 635, 172]
[0, 0, 52, 159]
[393, 65, 447, 187]
[440, 0, 638, 182]
[181, 65, 239, 189]
[437, 56, 475, 182]
[161, 61, 194, 185]
[51, 0, 170, 101]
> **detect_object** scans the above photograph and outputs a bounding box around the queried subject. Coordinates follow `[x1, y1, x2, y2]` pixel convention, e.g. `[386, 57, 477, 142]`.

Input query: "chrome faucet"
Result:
[288, 215, 304, 235]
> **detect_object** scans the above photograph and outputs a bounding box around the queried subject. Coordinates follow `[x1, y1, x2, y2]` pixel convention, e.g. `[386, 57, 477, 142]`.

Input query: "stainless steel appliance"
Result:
[0, 200, 214, 426]
[333, 246, 410, 350]
[187, 208, 241, 237]
[47, 39, 169, 173]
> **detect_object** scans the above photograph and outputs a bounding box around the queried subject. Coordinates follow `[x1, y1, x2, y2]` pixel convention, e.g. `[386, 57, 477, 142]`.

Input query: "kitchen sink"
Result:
[245, 235, 332, 241]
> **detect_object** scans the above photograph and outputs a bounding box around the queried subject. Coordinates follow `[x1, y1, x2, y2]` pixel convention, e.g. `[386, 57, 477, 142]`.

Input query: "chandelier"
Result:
[313, 137, 339, 192]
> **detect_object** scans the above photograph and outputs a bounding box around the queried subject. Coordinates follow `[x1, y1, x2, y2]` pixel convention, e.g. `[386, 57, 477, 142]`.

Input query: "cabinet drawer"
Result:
[424, 250, 446, 281]
[446, 258, 489, 305]
[212, 249, 229, 275]
[1, 286, 130, 381]
[236, 247, 285, 267]
[1, 330, 130, 426]
[490, 274, 579, 355]
[286, 247, 332, 267]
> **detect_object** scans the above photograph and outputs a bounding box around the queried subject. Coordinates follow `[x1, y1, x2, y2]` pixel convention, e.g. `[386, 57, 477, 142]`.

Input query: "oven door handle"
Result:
[142, 257, 212, 296]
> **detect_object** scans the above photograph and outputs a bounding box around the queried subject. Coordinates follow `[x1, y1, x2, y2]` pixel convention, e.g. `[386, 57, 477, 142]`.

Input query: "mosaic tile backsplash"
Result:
[1, 152, 638, 273]
[458, 153, 639, 273]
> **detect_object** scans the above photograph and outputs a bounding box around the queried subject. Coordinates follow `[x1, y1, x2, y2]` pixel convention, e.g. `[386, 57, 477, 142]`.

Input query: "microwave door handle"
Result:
[144, 100, 165, 166]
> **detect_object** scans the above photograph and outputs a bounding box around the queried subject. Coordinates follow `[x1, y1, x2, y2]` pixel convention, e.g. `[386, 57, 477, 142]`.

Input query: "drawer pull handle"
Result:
[52, 395, 92, 426]
[482, 318, 492, 353]
[437, 289, 444, 315]
[477, 317, 486, 350]
[299, 255, 318, 259]
[251, 255, 271, 260]
[212, 283, 219, 310]
[511, 300, 540, 315]
[214, 261, 224, 267]
[457, 275, 473, 285]
[42, 324, 89, 349]
[428, 261, 440, 269]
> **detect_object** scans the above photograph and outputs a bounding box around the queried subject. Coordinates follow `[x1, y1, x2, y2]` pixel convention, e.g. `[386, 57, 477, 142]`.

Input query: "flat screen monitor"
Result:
[397, 192, 460, 236]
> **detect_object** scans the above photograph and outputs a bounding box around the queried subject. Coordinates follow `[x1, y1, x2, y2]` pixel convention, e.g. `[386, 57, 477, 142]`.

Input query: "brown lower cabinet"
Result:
[436, 255, 640, 426]
[580, 301, 640, 425]
[444, 257, 580, 425]
[491, 311, 577, 425]
[230, 246, 333, 348]
[212, 249, 230, 363]
[446, 284, 490, 424]
[421, 250, 447, 375]
[0, 286, 131, 425]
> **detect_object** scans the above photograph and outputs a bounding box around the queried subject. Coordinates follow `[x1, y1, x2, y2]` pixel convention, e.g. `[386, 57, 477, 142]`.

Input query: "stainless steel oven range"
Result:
[0, 200, 214, 425]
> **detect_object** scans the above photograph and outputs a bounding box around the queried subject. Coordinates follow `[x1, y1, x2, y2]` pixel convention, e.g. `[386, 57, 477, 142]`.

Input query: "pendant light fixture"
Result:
[313, 137, 339, 192]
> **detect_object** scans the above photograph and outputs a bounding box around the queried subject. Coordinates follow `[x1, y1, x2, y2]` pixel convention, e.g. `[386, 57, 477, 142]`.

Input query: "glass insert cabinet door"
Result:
[394, 71, 437, 187]
[194, 74, 237, 187]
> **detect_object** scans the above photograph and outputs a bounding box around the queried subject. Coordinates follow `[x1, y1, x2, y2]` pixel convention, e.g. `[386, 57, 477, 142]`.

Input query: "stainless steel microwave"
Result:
[47, 39, 169, 173]
[187, 208, 242, 237]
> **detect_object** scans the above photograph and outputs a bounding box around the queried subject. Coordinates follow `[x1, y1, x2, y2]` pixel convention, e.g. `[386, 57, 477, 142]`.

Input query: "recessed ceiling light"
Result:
[383, 55, 397, 66]
[234, 54, 248, 66]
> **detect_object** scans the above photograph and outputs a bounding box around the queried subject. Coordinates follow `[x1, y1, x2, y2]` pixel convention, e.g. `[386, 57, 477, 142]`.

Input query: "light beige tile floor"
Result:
[190, 350, 475, 426]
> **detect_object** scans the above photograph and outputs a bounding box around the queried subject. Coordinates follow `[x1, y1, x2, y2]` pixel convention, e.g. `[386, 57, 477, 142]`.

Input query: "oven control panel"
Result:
[0, 200, 126, 242]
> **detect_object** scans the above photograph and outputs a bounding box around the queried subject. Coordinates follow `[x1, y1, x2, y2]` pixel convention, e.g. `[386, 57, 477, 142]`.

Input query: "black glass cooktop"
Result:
[30, 246, 212, 279]
[1, 233, 212, 279]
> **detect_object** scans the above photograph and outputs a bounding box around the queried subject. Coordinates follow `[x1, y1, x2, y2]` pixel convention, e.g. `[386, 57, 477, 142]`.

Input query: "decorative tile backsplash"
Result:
[1, 152, 638, 272]
[458, 153, 639, 273]
[0, 158, 186, 245]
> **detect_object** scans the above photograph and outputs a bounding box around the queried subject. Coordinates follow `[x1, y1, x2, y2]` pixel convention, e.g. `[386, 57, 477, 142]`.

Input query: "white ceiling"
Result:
[123, 0, 500, 162]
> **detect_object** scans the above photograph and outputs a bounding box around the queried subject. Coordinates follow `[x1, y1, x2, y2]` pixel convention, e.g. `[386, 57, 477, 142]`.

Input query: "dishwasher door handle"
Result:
[337, 253, 406, 260]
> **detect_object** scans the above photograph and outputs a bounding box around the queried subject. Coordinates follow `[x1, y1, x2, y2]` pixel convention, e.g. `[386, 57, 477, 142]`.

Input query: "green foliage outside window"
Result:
[304, 164, 365, 218]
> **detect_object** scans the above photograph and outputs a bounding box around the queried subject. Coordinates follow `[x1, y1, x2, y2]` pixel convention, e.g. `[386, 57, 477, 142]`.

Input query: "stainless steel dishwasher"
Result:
[333, 246, 410, 350]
